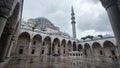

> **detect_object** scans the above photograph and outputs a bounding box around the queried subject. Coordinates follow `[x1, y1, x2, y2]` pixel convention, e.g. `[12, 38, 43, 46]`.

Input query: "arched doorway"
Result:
[16, 32, 30, 57]
[32, 34, 42, 56]
[103, 41, 117, 60]
[84, 43, 91, 57]
[61, 39, 66, 56]
[92, 42, 102, 60]
[67, 40, 72, 55]
[67, 41, 72, 51]
[42, 36, 51, 55]
[78, 44, 83, 52]
[52, 38, 60, 56]
[73, 41, 76, 51]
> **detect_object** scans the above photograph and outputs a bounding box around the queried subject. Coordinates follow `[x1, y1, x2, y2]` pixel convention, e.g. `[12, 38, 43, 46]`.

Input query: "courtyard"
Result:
[2, 56, 120, 68]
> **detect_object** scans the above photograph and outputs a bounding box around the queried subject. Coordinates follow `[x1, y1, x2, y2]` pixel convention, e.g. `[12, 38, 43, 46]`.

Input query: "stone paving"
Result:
[1, 56, 120, 68]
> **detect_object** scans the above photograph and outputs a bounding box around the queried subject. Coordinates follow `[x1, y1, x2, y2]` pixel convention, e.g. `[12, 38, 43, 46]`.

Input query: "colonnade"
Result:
[14, 32, 77, 57]
[77, 39, 118, 61]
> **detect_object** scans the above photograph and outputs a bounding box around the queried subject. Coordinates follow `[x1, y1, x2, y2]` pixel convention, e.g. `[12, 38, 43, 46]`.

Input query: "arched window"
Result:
[19, 49, 23, 54]
[100, 50, 103, 55]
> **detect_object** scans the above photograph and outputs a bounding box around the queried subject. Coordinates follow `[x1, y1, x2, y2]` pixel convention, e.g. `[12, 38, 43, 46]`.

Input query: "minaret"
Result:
[71, 6, 76, 38]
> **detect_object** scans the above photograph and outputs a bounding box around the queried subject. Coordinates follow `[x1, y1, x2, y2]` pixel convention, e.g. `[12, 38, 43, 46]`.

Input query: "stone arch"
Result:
[0, 1, 22, 61]
[42, 36, 51, 55]
[73, 41, 76, 51]
[67, 40, 72, 52]
[52, 38, 60, 56]
[61, 39, 66, 56]
[78, 44, 83, 52]
[32, 34, 42, 46]
[103, 40, 117, 59]
[31, 34, 42, 56]
[16, 32, 30, 57]
[92, 42, 103, 57]
[61, 39, 66, 47]
[84, 43, 92, 57]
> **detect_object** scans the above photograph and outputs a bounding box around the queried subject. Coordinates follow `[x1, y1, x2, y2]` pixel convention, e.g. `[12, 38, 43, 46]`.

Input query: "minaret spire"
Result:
[71, 6, 76, 38]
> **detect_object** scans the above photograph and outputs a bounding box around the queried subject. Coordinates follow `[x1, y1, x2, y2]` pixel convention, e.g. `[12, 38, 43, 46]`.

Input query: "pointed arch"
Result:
[32, 34, 42, 46]
[61, 39, 66, 47]
[42, 36, 51, 55]
[67, 40, 72, 51]
[16, 32, 30, 56]
[52, 38, 60, 56]
[31, 34, 42, 56]
[103, 40, 117, 58]
[61, 39, 67, 55]
[78, 44, 83, 51]
[73, 41, 76, 51]
[92, 42, 103, 57]
[84, 43, 91, 57]
[103, 40, 115, 48]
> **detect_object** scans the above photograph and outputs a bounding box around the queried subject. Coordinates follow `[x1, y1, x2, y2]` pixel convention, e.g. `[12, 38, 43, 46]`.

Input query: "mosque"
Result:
[0, 0, 120, 64]
[12, 7, 118, 62]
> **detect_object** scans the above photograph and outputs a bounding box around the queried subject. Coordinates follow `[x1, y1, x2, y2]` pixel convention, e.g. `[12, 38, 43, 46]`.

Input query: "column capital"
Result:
[100, 0, 117, 9]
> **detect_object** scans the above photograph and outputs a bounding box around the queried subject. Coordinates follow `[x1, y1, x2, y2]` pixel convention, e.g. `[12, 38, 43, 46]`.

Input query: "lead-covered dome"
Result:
[35, 17, 55, 28]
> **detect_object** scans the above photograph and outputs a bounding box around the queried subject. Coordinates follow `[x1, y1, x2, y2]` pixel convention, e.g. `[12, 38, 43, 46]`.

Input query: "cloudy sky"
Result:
[22, 0, 114, 39]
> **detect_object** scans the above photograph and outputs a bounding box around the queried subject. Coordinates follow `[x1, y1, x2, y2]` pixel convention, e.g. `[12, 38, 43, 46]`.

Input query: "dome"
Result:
[86, 38, 91, 41]
[35, 17, 54, 28]
[103, 34, 113, 38]
[93, 36, 101, 40]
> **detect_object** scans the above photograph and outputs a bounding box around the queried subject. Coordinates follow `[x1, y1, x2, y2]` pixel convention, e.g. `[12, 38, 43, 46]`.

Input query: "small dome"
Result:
[86, 38, 91, 41]
[93, 36, 101, 40]
[103, 34, 113, 38]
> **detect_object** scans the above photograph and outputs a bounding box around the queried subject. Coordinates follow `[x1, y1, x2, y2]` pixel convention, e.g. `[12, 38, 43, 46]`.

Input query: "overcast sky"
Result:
[22, 0, 114, 39]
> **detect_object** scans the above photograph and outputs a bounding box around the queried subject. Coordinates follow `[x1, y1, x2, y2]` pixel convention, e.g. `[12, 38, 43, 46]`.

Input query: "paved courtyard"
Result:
[1, 56, 120, 68]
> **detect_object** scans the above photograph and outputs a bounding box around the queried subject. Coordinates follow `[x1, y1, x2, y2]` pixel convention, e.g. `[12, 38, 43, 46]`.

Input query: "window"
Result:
[58, 50, 60, 54]
[100, 50, 103, 55]
[41, 50, 44, 54]
[43, 42, 45, 46]
[33, 41, 36, 45]
[31, 49, 35, 54]
[73, 53, 75, 56]
[84, 50, 87, 56]
[76, 53, 78, 56]
[111, 50, 115, 55]
[64, 44, 65, 47]
[19, 49, 23, 54]
[64, 51, 65, 54]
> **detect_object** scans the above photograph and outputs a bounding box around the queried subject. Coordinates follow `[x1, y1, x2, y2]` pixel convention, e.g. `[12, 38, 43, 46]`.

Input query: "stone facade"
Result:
[78, 37, 118, 61]
[13, 17, 77, 57]
[0, 0, 120, 63]
[11, 17, 118, 63]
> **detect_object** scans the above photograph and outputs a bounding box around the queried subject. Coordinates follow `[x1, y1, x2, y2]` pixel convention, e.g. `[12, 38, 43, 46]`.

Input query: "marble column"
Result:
[55, 43, 58, 54]
[100, 0, 120, 55]
[0, 17, 7, 37]
[0, 33, 13, 62]
[28, 39, 32, 56]
[6, 41, 14, 58]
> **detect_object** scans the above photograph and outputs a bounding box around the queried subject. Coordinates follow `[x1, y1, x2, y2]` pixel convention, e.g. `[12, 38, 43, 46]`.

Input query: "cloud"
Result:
[22, 0, 114, 38]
